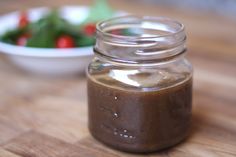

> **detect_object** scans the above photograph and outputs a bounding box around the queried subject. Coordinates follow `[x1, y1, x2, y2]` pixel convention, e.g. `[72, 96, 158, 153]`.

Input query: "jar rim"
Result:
[95, 15, 187, 65]
[96, 15, 185, 40]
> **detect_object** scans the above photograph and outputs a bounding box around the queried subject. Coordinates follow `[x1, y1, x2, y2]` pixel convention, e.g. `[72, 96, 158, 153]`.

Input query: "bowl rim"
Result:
[0, 41, 93, 58]
[0, 5, 94, 58]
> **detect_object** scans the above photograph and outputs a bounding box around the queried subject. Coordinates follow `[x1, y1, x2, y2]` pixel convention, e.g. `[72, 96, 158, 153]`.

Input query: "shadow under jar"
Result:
[87, 16, 193, 153]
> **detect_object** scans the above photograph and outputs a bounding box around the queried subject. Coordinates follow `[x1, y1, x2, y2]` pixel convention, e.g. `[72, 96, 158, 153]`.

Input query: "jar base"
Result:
[89, 127, 189, 154]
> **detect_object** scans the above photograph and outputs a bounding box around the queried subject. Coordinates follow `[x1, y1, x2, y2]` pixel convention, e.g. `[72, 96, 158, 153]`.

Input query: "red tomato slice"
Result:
[16, 34, 31, 46]
[111, 29, 122, 35]
[84, 23, 96, 36]
[56, 35, 75, 48]
[19, 12, 29, 28]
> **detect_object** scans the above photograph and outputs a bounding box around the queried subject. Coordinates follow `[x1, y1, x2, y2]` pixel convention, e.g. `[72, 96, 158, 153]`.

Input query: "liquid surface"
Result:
[87, 75, 192, 153]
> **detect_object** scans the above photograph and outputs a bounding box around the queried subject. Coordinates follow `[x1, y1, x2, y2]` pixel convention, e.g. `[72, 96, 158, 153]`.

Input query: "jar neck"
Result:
[94, 16, 186, 65]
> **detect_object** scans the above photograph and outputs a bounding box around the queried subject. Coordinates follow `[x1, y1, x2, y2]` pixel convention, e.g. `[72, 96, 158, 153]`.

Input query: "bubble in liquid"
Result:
[114, 96, 118, 100]
[129, 135, 134, 139]
[123, 135, 129, 138]
[113, 113, 119, 118]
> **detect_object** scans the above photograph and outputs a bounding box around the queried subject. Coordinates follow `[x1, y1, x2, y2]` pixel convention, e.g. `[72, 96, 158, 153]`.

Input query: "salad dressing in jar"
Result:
[87, 16, 193, 153]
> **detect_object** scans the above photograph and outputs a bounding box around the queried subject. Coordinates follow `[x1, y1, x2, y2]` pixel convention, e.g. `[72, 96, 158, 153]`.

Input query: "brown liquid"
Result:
[87, 76, 192, 153]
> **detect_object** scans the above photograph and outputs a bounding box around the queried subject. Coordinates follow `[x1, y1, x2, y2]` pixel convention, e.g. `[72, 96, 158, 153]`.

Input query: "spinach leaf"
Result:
[83, 0, 114, 24]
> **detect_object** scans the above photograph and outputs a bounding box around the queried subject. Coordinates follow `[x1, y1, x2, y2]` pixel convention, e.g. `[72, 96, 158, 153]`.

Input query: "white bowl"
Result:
[0, 6, 99, 76]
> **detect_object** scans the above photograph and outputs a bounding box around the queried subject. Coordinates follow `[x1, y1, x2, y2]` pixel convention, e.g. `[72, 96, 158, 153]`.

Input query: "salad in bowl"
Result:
[0, 0, 122, 76]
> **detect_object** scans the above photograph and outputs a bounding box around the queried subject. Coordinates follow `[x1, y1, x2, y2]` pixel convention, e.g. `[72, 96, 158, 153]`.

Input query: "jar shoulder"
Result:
[87, 58, 192, 91]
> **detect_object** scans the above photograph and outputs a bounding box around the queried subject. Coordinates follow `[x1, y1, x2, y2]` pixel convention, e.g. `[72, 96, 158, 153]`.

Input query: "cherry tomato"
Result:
[111, 29, 122, 35]
[56, 35, 75, 48]
[19, 12, 29, 28]
[83, 23, 96, 36]
[16, 34, 31, 46]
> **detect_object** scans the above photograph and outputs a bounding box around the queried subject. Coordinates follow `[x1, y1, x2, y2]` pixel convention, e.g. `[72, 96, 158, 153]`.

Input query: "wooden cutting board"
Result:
[0, 0, 236, 157]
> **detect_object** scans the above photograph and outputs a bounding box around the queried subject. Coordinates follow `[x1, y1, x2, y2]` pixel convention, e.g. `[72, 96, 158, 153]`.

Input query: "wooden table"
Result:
[0, 0, 235, 156]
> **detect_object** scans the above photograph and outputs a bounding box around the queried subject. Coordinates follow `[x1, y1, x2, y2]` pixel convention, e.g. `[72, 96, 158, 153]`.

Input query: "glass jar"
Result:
[87, 16, 193, 153]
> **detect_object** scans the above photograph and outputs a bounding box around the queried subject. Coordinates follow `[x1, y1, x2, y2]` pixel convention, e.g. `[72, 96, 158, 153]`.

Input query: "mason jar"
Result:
[87, 16, 193, 153]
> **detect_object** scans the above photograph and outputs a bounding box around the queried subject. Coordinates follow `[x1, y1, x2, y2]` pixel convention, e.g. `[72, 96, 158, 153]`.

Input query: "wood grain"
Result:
[0, 0, 235, 157]
[0, 149, 21, 157]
